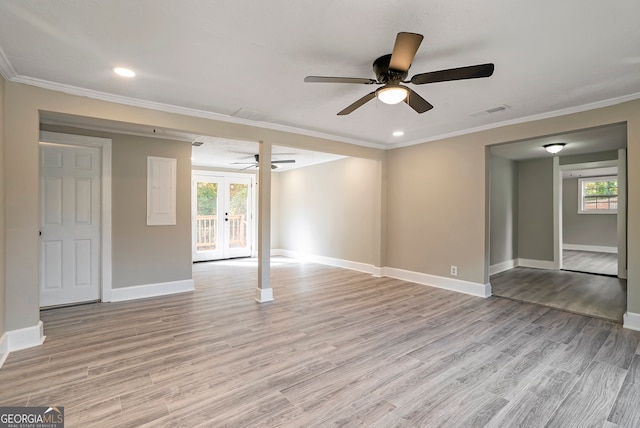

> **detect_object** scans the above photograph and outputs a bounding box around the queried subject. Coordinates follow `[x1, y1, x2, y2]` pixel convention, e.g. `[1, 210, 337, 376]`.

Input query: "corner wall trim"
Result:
[5, 321, 46, 354]
[110, 279, 195, 302]
[517, 258, 556, 270]
[623, 312, 640, 331]
[563, 244, 618, 254]
[383, 267, 491, 298]
[490, 259, 517, 275]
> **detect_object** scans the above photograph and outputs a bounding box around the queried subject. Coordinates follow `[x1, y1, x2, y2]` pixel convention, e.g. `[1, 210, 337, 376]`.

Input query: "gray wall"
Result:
[518, 158, 554, 261]
[0, 76, 5, 337]
[387, 140, 487, 282]
[276, 157, 378, 265]
[112, 135, 192, 287]
[563, 177, 617, 247]
[42, 125, 192, 288]
[560, 150, 618, 165]
[490, 155, 518, 265]
[271, 172, 280, 250]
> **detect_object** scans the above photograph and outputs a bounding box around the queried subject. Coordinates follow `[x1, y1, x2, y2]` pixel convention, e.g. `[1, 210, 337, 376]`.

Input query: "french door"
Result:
[192, 173, 254, 261]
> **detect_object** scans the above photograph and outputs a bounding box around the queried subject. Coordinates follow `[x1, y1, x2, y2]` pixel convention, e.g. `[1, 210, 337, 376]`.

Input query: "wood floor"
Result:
[1, 257, 640, 427]
[563, 249, 618, 276]
[491, 267, 626, 322]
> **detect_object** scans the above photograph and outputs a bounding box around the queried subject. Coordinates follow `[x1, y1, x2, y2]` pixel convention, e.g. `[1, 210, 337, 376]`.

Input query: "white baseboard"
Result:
[623, 311, 640, 331]
[272, 249, 490, 298]
[517, 258, 556, 270]
[0, 333, 8, 369]
[273, 249, 380, 276]
[110, 279, 195, 302]
[7, 321, 45, 352]
[383, 267, 491, 298]
[563, 244, 617, 254]
[490, 259, 517, 275]
[0, 322, 48, 369]
[255, 287, 274, 303]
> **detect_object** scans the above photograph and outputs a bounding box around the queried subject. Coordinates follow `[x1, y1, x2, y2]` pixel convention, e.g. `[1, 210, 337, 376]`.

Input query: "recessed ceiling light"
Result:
[114, 67, 135, 78]
[392, 130, 404, 137]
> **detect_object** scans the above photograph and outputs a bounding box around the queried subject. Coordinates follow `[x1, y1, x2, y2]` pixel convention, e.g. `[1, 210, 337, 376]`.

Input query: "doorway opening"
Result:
[487, 123, 627, 322]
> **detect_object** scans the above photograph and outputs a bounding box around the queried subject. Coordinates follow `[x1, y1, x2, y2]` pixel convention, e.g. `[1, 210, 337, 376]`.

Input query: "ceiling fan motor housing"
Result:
[373, 54, 408, 84]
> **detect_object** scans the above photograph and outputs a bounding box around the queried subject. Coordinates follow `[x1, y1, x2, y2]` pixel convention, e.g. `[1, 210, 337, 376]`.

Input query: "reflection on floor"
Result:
[491, 267, 626, 322]
[563, 249, 618, 276]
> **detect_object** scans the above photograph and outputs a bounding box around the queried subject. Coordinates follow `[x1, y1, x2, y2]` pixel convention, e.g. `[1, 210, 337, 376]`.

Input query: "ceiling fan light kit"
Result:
[376, 85, 408, 104]
[304, 32, 494, 115]
[544, 143, 565, 154]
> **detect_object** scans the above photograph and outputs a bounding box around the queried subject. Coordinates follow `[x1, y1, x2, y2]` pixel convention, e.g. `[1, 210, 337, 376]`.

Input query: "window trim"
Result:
[578, 175, 618, 215]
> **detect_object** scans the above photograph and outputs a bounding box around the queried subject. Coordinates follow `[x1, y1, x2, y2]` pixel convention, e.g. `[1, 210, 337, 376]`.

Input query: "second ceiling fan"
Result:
[304, 32, 494, 115]
[232, 154, 295, 170]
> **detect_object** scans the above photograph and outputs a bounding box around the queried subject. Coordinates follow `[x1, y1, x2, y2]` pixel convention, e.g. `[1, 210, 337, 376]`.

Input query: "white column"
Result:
[255, 141, 273, 302]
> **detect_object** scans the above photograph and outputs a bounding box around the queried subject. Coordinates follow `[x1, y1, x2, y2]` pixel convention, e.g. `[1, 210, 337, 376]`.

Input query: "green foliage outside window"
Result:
[583, 180, 617, 197]
[197, 182, 217, 216]
[581, 177, 618, 212]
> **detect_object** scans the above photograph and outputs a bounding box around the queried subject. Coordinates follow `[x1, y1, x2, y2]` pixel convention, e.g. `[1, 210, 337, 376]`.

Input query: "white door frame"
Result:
[555, 156, 626, 278]
[192, 169, 256, 261]
[39, 131, 113, 302]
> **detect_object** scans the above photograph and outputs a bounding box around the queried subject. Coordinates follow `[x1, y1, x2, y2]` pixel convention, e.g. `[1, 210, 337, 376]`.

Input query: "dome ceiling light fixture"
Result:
[544, 143, 566, 154]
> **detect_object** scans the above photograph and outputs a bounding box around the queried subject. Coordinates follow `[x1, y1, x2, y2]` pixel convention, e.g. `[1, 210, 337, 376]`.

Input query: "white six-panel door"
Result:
[40, 143, 101, 307]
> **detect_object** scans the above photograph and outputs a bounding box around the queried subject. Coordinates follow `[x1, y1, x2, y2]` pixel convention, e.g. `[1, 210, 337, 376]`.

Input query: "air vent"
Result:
[469, 104, 510, 117]
[231, 108, 269, 121]
[192, 141, 204, 147]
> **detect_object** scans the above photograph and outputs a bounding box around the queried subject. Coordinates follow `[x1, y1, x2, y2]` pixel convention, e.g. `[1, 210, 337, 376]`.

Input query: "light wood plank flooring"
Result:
[563, 249, 618, 276]
[491, 267, 626, 322]
[1, 257, 639, 427]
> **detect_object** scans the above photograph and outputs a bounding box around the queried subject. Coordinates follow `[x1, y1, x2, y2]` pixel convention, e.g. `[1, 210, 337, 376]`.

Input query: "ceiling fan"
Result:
[232, 154, 296, 170]
[304, 32, 494, 115]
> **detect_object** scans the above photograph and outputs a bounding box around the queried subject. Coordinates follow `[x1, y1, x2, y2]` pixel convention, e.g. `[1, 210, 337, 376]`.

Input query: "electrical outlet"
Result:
[450, 265, 458, 276]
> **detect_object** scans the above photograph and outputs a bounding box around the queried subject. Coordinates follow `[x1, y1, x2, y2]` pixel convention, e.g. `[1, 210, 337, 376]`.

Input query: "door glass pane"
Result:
[196, 182, 217, 251]
[228, 183, 248, 249]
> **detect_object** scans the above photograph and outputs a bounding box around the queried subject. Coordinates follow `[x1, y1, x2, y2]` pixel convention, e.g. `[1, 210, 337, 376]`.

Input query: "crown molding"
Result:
[10, 75, 387, 150]
[8, 74, 640, 152]
[388, 91, 640, 149]
[0, 45, 17, 80]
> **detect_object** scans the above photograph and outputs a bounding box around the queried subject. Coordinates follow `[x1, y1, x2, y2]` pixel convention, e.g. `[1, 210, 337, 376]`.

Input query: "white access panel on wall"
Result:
[147, 156, 177, 226]
[40, 143, 101, 307]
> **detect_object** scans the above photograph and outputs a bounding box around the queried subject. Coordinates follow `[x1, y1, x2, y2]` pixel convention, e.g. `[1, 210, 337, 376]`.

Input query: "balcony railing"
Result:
[196, 215, 246, 250]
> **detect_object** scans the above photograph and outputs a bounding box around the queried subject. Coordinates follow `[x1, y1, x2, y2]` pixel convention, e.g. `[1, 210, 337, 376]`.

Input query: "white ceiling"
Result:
[190, 137, 345, 172]
[2, 1, 639, 152]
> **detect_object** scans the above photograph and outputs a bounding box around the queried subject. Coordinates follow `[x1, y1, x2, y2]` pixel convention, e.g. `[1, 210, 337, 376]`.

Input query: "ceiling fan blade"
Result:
[271, 160, 296, 164]
[405, 88, 434, 113]
[389, 32, 424, 73]
[304, 76, 377, 85]
[337, 91, 377, 115]
[410, 63, 495, 85]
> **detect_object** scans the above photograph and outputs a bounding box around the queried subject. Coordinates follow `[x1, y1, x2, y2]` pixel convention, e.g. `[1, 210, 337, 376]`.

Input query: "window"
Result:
[578, 176, 617, 214]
